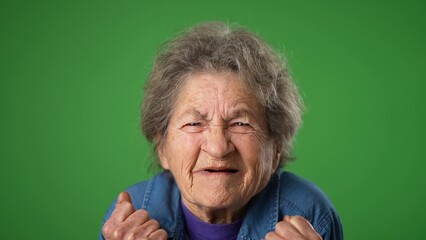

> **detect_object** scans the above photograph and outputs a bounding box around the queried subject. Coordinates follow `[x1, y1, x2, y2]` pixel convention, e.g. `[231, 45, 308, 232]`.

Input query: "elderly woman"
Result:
[99, 22, 343, 240]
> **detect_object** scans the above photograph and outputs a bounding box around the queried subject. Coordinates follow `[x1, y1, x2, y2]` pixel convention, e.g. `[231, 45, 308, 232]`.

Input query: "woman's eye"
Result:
[230, 122, 253, 133]
[186, 122, 201, 126]
[182, 122, 203, 133]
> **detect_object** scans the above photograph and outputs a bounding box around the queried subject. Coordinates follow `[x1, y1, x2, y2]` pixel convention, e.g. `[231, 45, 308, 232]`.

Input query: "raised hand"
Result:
[265, 215, 322, 240]
[102, 192, 168, 240]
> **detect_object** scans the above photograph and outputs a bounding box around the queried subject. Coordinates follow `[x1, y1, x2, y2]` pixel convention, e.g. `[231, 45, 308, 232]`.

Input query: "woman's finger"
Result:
[108, 192, 136, 223]
[126, 219, 162, 238]
[123, 209, 150, 226]
[147, 229, 168, 240]
[274, 219, 301, 238]
[264, 231, 284, 240]
[285, 215, 322, 240]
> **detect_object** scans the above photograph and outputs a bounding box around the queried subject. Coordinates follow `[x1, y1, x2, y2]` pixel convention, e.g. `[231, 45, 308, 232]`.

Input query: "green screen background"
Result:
[1, 1, 425, 239]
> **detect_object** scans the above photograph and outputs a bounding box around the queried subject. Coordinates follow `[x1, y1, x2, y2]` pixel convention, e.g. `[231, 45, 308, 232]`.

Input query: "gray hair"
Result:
[141, 22, 302, 167]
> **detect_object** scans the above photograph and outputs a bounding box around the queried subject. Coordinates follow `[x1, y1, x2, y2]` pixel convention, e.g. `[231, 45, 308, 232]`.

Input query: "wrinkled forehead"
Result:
[182, 71, 244, 88]
[178, 71, 253, 99]
[171, 72, 265, 121]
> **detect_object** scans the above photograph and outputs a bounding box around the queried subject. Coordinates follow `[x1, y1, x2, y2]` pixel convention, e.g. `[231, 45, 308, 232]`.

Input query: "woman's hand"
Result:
[102, 192, 168, 240]
[264, 215, 322, 240]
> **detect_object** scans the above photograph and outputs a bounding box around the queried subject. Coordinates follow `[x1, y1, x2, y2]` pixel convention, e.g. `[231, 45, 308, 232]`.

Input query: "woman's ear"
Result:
[156, 135, 170, 170]
[158, 147, 170, 170]
[273, 143, 282, 170]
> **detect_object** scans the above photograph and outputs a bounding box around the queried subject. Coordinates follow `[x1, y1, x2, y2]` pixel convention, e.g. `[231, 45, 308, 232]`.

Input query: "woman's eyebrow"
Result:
[182, 108, 206, 118]
[226, 109, 255, 121]
[179, 107, 258, 122]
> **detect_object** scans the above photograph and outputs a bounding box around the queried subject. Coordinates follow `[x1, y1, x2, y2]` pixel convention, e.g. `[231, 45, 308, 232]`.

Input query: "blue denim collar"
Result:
[141, 171, 280, 239]
[141, 172, 185, 239]
[237, 171, 280, 239]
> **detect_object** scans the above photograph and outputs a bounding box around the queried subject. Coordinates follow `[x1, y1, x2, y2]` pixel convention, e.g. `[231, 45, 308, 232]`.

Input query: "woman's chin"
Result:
[187, 190, 244, 211]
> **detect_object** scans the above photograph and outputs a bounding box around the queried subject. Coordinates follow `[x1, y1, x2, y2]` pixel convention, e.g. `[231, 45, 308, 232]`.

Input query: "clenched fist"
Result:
[102, 192, 168, 240]
[265, 215, 322, 240]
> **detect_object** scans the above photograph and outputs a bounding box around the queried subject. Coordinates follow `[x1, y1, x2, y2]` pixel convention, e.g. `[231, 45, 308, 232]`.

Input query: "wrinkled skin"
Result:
[158, 72, 280, 224]
[102, 72, 321, 239]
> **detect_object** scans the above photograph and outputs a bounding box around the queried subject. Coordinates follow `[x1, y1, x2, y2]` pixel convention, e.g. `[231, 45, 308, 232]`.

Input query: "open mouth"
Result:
[204, 169, 238, 173]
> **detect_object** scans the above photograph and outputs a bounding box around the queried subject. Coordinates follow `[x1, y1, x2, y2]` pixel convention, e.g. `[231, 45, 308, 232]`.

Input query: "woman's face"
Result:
[158, 72, 279, 221]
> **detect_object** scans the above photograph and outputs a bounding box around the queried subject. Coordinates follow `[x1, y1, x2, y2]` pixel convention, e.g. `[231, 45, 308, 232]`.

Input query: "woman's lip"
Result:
[193, 168, 239, 174]
[205, 169, 238, 173]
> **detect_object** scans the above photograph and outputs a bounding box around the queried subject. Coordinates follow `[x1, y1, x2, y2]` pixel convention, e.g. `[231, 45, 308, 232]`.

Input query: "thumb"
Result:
[284, 215, 292, 222]
[116, 191, 132, 205]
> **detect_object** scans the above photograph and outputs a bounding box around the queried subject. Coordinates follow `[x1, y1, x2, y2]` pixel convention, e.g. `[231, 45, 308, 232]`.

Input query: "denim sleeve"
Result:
[315, 209, 343, 240]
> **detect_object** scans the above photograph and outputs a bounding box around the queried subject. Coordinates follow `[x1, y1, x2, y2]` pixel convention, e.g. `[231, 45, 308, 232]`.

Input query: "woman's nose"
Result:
[202, 126, 234, 158]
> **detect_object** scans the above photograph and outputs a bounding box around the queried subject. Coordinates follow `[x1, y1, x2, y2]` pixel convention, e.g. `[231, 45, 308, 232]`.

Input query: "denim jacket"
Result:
[99, 171, 343, 239]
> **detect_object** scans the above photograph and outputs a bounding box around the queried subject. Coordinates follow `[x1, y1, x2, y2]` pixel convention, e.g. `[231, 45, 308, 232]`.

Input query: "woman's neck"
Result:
[181, 197, 246, 224]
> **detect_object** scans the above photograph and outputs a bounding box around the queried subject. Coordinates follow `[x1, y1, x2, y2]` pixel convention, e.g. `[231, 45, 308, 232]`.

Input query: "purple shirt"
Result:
[181, 201, 243, 240]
